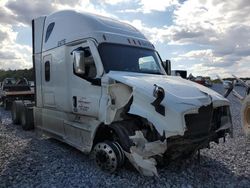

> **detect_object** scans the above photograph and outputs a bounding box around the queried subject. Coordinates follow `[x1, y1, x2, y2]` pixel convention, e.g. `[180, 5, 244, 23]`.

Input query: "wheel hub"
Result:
[93, 141, 124, 172]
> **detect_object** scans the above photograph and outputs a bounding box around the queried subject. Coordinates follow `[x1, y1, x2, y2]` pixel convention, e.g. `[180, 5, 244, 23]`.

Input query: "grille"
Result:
[184, 103, 213, 138]
[211, 106, 230, 131]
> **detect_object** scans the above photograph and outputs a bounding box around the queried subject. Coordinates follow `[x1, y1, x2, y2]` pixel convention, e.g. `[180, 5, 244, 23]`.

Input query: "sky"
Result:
[0, 0, 250, 78]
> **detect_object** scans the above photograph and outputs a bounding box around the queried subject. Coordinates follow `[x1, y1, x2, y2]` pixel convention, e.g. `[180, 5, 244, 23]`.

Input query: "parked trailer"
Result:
[0, 77, 34, 110]
[12, 10, 233, 176]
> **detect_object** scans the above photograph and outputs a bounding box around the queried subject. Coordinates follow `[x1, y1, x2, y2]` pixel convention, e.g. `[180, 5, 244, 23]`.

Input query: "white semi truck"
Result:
[11, 10, 233, 176]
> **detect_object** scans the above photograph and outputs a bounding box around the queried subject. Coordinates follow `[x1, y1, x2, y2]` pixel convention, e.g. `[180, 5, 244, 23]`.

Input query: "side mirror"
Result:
[162, 60, 171, 75]
[73, 50, 85, 75]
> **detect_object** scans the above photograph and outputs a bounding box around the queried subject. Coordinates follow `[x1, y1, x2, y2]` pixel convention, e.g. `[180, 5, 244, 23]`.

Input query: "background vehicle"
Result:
[11, 10, 232, 176]
[204, 78, 212, 87]
[187, 74, 208, 86]
[171, 70, 187, 79]
[193, 76, 206, 86]
[223, 80, 232, 89]
[0, 77, 34, 110]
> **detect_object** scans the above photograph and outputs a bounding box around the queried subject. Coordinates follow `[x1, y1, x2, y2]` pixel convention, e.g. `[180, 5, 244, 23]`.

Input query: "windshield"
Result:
[98, 43, 165, 75]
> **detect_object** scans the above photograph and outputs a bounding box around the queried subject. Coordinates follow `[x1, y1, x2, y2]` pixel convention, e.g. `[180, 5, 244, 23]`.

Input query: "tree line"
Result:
[0, 68, 248, 83]
[0, 68, 34, 82]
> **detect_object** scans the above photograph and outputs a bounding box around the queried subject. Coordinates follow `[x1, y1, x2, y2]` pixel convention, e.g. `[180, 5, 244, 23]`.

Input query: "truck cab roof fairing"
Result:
[42, 10, 152, 51]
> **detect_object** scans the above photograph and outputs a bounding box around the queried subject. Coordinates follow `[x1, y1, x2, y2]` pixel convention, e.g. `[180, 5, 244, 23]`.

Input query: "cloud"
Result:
[121, 19, 165, 44]
[53, 0, 81, 6]
[0, 0, 117, 70]
[0, 50, 19, 60]
[50, 1, 118, 19]
[101, 0, 131, 5]
[152, 0, 250, 77]
[0, 29, 9, 43]
[187, 63, 230, 78]
[6, 0, 56, 26]
[0, 24, 31, 70]
[3, 0, 116, 26]
[120, 0, 179, 13]
[0, 6, 17, 25]
[0, 0, 249, 78]
[182, 49, 213, 59]
[138, 0, 179, 13]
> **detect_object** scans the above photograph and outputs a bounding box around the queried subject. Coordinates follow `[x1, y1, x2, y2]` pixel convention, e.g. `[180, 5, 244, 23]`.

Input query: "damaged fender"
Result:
[105, 71, 230, 138]
[100, 82, 132, 124]
[102, 72, 232, 176]
[124, 131, 167, 176]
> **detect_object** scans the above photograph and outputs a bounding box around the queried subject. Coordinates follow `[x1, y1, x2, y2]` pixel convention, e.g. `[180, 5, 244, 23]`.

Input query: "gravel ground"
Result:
[0, 84, 249, 188]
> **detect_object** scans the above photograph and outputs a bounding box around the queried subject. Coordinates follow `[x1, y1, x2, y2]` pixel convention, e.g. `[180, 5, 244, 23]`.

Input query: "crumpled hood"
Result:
[106, 71, 229, 137]
[107, 71, 229, 108]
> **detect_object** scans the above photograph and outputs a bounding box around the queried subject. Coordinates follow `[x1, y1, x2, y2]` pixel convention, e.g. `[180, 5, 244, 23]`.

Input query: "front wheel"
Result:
[93, 141, 125, 173]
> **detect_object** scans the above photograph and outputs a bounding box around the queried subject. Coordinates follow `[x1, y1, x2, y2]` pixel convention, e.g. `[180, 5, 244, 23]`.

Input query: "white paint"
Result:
[33, 16, 46, 54]
[42, 10, 153, 52]
[107, 71, 230, 136]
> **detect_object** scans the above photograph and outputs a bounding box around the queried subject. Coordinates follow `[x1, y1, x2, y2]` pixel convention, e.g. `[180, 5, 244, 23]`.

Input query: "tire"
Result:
[93, 141, 125, 173]
[241, 95, 250, 139]
[3, 99, 8, 110]
[20, 106, 34, 131]
[3, 99, 12, 110]
[11, 101, 22, 124]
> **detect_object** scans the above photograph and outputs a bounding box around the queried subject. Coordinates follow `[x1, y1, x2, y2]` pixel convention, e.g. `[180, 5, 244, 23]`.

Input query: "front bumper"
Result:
[184, 104, 232, 138]
[164, 105, 233, 159]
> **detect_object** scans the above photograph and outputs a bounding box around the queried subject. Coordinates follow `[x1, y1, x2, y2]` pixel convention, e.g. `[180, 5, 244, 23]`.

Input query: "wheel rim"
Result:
[112, 142, 125, 167]
[93, 142, 119, 172]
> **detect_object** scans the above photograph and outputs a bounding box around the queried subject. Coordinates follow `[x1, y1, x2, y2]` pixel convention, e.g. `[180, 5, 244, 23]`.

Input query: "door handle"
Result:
[73, 96, 77, 108]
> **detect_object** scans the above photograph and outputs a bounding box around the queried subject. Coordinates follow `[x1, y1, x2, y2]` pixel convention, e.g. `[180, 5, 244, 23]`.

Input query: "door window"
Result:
[45, 22, 55, 43]
[45, 61, 50, 82]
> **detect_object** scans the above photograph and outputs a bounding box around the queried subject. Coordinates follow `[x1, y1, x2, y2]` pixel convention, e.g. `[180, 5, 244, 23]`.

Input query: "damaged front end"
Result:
[97, 72, 233, 176]
[119, 104, 233, 177]
[123, 105, 232, 176]
[125, 131, 167, 176]
[165, 104, 233, 162]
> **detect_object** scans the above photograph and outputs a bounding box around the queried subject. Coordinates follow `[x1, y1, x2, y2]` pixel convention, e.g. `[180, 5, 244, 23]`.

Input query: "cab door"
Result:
[69, 41, 102, 117]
